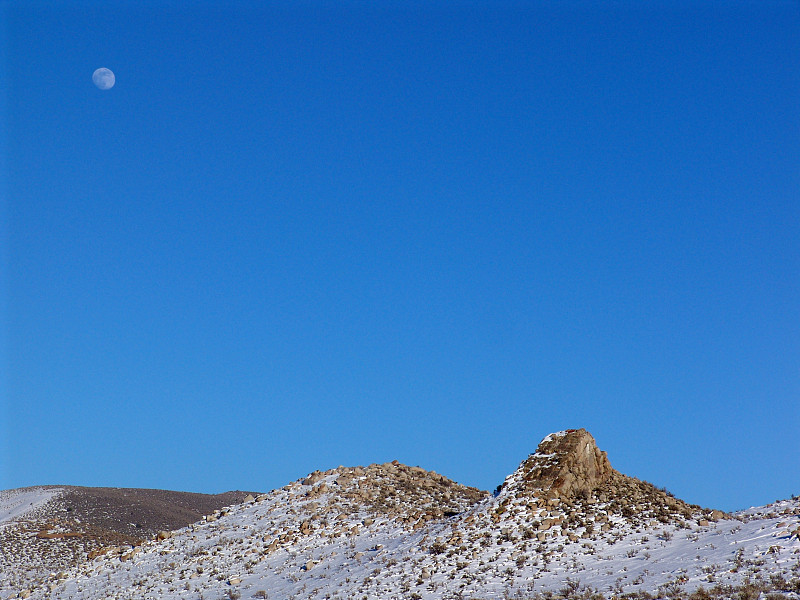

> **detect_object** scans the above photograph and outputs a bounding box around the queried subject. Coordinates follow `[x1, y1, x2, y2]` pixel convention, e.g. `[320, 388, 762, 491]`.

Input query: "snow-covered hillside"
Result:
[6, 430, 800, 600]
[0, 487, 252, 599]
[0, 488, 62, 528]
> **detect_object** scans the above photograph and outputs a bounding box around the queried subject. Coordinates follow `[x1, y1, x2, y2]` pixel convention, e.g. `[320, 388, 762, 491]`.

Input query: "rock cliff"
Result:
[501, 428, 612, 499]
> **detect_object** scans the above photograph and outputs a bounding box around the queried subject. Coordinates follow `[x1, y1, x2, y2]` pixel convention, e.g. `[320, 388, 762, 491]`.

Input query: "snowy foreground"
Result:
[4, 432, 799, 600]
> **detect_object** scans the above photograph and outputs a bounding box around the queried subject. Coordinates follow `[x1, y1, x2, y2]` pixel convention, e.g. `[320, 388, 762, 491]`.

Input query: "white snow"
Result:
[0, 487, 61, 529]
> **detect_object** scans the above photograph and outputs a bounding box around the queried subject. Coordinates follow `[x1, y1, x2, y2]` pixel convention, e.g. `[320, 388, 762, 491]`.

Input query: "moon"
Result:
[92, 68, 115, 90]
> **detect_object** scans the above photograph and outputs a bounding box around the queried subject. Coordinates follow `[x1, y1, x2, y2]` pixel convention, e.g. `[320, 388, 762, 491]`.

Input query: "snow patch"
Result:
[0, 487, 62, 528]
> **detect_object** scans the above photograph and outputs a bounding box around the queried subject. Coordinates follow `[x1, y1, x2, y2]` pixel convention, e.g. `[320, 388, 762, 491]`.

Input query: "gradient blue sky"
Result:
[2, 1, 798, 512]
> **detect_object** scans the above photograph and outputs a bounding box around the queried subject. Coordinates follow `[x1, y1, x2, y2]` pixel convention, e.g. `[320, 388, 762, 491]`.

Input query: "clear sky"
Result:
[2, 0, 798, 512]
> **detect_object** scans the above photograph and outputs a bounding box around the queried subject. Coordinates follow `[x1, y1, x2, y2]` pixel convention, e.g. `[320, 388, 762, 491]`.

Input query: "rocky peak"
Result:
[502, 429, 613, 499]
[495, 429, 717, 531]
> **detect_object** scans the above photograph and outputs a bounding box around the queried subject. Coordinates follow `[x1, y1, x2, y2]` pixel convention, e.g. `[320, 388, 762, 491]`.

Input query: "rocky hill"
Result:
[492, 429, 725, 538]
[3, 430, 799, 600]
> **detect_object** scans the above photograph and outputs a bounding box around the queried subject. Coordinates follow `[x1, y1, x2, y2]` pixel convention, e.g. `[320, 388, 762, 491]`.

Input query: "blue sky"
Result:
[2, 0, 798, 512]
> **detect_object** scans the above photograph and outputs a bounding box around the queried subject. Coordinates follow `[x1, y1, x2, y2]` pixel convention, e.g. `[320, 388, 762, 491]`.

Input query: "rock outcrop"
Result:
[495, 429, 717, 531]
[505, 429, 612, 499]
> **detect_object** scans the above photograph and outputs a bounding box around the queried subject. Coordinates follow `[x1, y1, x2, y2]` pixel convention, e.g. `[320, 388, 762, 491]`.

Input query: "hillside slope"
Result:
[0, 486, 254, 597]
[5, 430, 800, 600]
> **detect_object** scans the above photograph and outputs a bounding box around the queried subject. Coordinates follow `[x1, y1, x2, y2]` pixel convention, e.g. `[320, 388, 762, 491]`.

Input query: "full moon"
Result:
[92, 68, 115, 90]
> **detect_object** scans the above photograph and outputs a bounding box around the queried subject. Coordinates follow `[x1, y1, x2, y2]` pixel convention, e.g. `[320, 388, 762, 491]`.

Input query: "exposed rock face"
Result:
[509, 429, 612, 499]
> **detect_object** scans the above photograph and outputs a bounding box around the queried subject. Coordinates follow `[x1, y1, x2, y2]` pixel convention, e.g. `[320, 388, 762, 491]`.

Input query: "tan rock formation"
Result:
[513, 429, 612, 499]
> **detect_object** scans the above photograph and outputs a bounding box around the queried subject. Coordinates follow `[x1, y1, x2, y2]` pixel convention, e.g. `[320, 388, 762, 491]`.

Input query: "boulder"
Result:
[303, 471, 324, 486]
